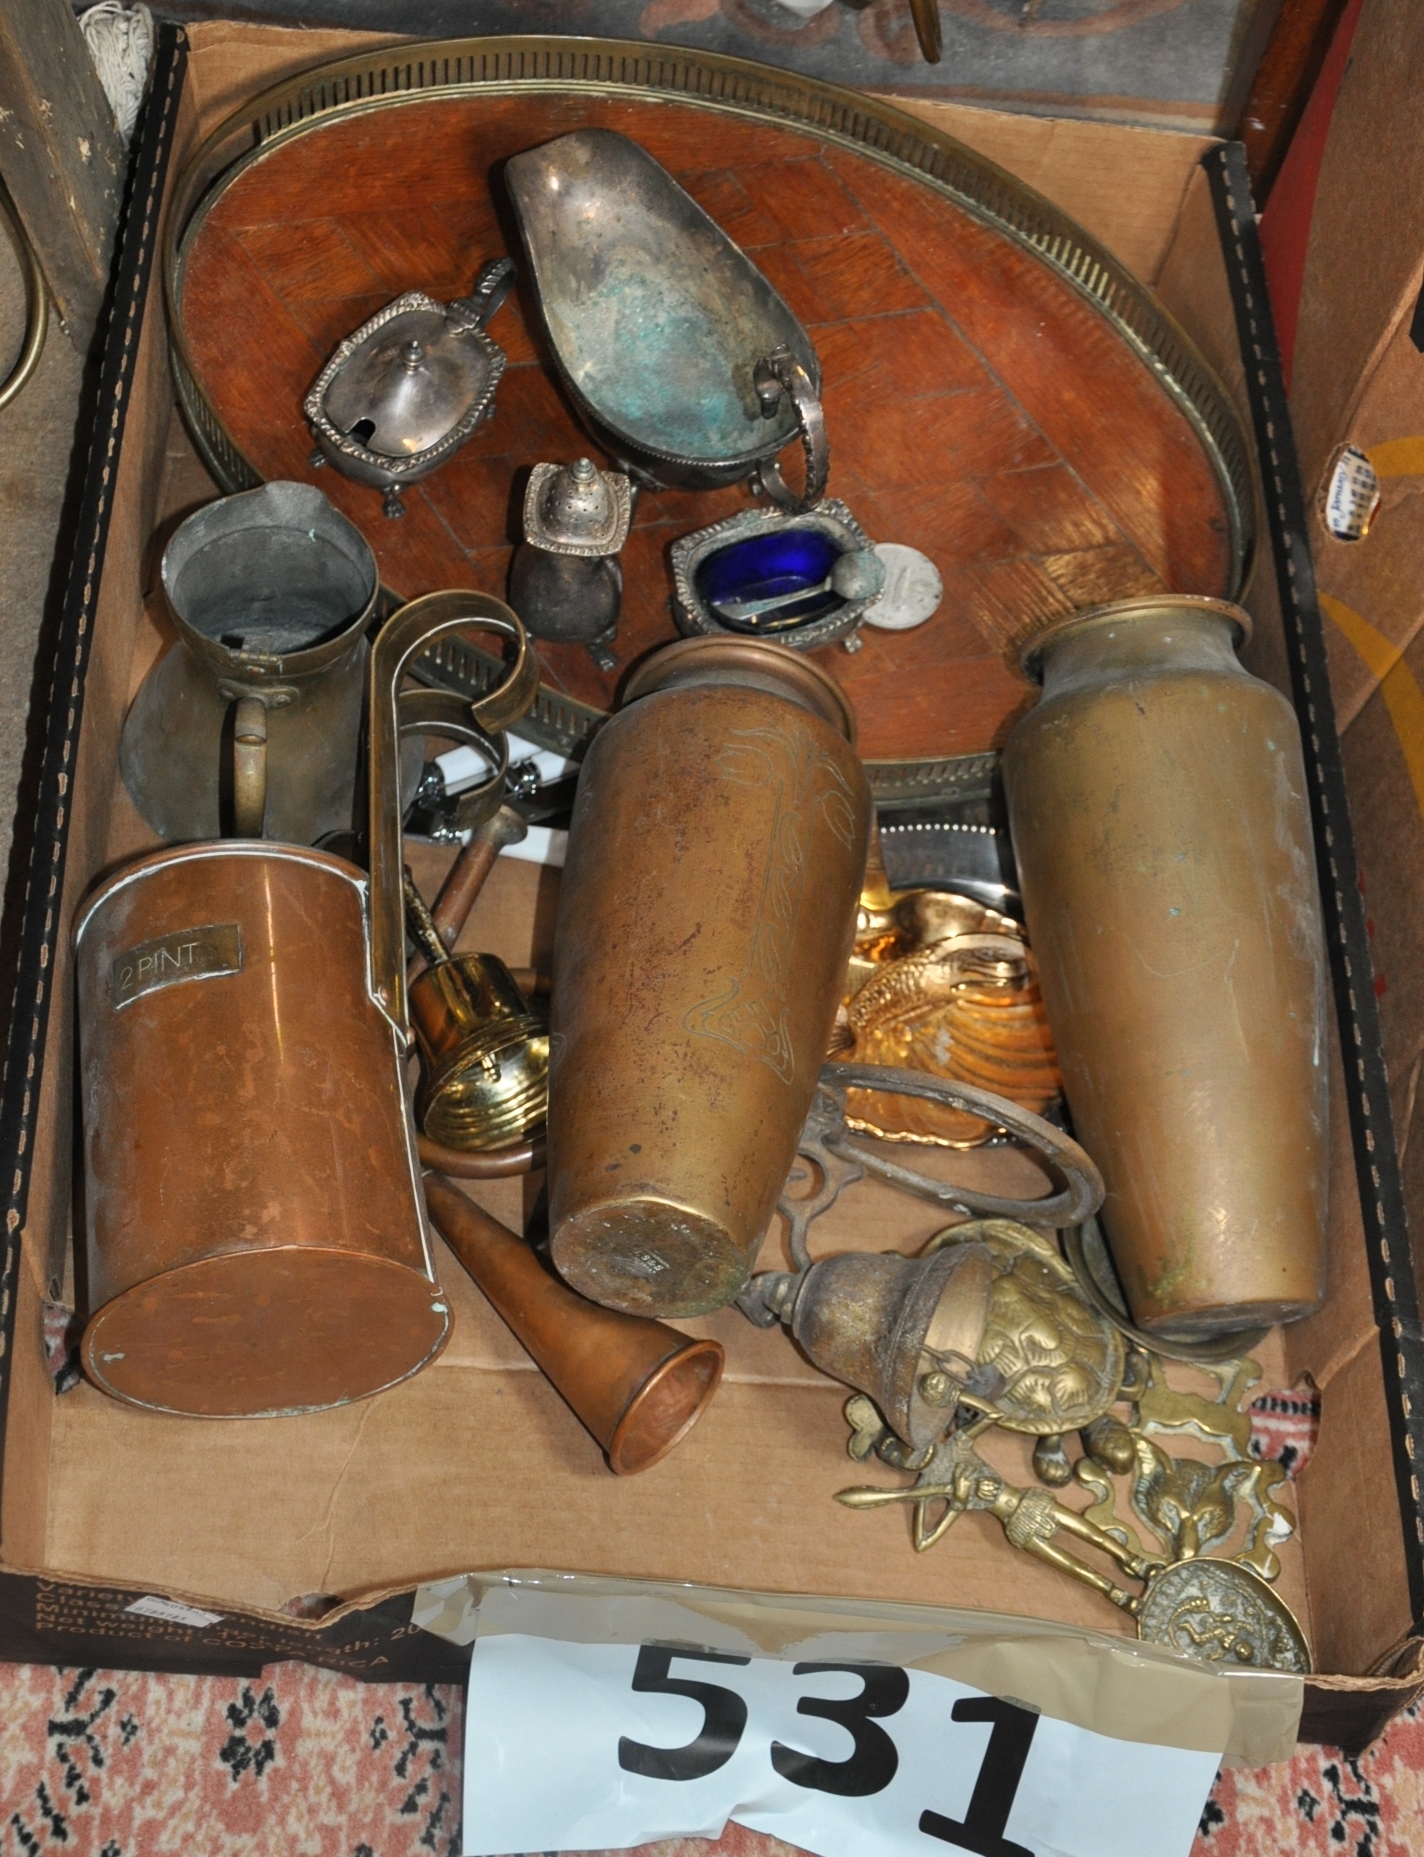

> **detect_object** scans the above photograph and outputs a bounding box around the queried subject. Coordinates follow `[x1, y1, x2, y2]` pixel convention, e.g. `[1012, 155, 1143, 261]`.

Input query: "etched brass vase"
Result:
[1003, 598, 1328, 1339]
[548, 638, 873, 1317]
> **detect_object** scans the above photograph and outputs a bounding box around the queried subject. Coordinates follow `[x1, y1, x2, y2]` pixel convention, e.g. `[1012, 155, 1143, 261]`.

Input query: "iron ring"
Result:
[818, 1061, 1105, 1229]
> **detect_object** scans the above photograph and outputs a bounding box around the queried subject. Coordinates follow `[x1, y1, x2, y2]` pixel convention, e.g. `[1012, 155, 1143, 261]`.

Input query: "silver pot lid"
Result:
[522, 457, 634, 556]
[323, 304, 497, 459]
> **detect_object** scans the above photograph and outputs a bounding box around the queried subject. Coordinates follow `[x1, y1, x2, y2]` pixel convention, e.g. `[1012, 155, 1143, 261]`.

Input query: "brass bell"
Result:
[405, 876, 548, 1151]
[743, 1243, 998, 1452]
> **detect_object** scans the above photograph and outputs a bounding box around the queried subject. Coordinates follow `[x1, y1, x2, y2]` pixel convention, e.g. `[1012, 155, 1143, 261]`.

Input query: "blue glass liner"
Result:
[694, 527, 844, 634]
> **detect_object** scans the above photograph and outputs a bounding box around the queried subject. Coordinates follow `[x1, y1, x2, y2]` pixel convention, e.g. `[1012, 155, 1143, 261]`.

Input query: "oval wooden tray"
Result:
[167, 37, 1252, 796]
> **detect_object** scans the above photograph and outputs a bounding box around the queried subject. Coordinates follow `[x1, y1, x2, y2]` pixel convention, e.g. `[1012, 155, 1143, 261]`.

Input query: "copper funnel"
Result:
[423, 1172, 723, 1474]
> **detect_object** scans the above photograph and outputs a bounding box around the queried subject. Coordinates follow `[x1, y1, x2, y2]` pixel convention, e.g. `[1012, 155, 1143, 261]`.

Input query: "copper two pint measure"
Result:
[74, 592, 536, 1416]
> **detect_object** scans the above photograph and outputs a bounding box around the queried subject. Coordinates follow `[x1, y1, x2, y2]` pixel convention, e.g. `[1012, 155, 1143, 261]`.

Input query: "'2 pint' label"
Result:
[111, 923, 243, 1009]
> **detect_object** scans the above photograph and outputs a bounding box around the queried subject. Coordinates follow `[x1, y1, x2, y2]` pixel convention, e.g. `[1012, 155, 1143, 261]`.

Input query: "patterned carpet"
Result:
[1, 1657, 1421, 1857]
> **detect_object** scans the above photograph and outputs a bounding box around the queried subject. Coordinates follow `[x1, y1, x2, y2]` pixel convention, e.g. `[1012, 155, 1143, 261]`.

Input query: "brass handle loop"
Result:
[231, 695, 268, 837]
[817, 1061, 1104, 1230]
[0, 179, 48, 415]
[754, 345, 828, 513]
[398, 696, 511, 837]
[369, 591, 534, 1032]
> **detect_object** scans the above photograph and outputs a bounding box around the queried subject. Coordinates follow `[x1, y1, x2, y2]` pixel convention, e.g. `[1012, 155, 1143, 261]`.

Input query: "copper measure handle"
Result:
[368, 591, 537, 1033]
[232, 696, 267, 837]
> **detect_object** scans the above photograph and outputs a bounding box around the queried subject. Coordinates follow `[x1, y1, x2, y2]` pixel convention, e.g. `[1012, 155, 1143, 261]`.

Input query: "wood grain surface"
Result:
[177, 92, 1235, 762]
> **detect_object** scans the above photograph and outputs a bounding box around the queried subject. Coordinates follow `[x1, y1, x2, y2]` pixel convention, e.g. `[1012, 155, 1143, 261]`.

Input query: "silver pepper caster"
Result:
[508, 458, 634, 671]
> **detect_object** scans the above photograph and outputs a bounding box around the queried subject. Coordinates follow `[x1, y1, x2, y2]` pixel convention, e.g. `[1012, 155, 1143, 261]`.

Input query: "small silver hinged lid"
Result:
[522, 458, 634, 557]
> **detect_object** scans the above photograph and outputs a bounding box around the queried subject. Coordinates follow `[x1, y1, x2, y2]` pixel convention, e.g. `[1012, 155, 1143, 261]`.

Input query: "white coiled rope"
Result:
[79, 2, 155, 145]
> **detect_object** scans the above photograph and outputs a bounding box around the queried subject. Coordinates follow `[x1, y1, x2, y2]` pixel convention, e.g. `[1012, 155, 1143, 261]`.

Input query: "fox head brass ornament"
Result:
[75, 593, 537, 1418]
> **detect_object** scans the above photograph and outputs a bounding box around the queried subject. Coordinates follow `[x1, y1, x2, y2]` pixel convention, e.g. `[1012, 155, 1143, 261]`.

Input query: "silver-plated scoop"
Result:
[504, 129, 827, 510]
[305, 258, 515, 518]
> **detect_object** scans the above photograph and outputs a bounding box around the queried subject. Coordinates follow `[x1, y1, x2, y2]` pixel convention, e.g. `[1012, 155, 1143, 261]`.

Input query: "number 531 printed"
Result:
[461, 1635, 1222, 1857]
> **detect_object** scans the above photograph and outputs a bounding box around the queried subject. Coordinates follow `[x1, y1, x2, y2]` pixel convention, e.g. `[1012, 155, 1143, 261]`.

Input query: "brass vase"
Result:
[547, 637, 873, 1318]
[1002, 598, 1328, 1340]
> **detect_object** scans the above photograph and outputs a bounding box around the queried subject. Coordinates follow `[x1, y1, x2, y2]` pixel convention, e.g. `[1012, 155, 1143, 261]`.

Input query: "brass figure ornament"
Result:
[837, 1419, 1310, 1674]
[831, 1219, 1308, 1674]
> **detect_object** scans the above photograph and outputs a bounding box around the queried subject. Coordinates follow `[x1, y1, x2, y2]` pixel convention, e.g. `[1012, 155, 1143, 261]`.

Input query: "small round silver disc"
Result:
[863, 544, 942, 631]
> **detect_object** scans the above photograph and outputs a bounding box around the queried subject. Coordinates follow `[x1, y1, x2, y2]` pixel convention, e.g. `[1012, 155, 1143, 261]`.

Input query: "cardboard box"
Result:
[1258, 0, 1424, 1330]
[0, 21, 1419, 1752]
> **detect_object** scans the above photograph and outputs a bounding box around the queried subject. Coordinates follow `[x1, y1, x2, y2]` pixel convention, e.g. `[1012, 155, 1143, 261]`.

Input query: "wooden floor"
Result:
[178, 92, 1237, 763]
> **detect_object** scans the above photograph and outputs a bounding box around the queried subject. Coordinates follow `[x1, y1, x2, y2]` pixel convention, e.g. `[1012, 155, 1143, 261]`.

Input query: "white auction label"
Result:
[462, 1634, 1221, 1857]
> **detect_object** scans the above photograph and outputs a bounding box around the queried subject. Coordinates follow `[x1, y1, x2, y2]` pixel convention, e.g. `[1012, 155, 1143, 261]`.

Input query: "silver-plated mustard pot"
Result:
[305, 257, 516, 518]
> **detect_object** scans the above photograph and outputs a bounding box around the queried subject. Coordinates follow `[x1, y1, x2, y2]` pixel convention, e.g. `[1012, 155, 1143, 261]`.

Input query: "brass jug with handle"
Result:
[75, 591, 537, 1417]
[120, 481, 379, 845]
